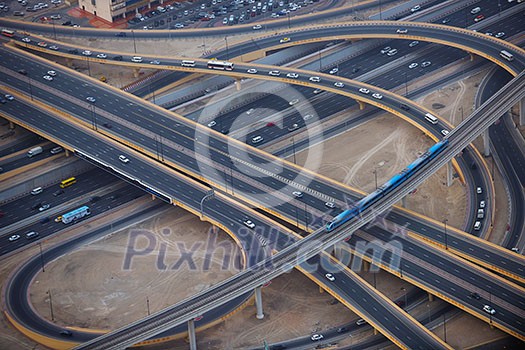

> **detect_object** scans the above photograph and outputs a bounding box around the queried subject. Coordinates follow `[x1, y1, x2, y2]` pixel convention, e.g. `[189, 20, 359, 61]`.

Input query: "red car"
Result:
[474, 14, 485, 22]
[266, 122, 275, 127]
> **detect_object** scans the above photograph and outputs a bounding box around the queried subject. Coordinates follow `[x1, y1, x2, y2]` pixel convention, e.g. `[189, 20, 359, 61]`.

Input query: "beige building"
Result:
[78, 0, 171, 23]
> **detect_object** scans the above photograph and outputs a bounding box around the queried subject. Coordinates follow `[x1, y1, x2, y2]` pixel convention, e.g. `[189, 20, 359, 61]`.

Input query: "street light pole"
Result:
[146, 296, 150, 315]
[443, 218, 448, 250]
[48, 289, 54, 321]
[373, 169, 378, 190]
[443, 312, 447, 343]
[131, 30, 137, 54]
[291, 138, 296, 164]
[401, 287, 407, 309]
[225, 36, 229, 60]
[199, 190, 215, 219]
[39, 242, 45, 272]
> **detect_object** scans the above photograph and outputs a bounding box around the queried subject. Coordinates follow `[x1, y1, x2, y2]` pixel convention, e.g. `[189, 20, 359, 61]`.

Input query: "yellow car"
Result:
[279, 37, 291, 43]
[55, 216, 62, 223]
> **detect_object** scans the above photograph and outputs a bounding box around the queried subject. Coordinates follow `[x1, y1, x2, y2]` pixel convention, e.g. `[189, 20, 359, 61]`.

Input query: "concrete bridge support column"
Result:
[520, 98, 525, 126]
[65, 58, 73, 67]
[401, 196, 406, 208]
[483, 129, 490, 157]
[357, 101, 365, 110]
[255, 286, 264, 319]
[65, 149, 70, 157]
[8, 121, 14, 130]
[447, 161, 454, 187]
[235, 78, 241, 91]
[428, 293, 434, 302]
[132, 68, 140, 78]
[469, 52, 475, 62]
[188, 319, 197, 350]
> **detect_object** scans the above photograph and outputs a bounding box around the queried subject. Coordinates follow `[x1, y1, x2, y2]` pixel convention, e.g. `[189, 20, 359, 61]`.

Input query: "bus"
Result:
[60, 177, 77, 188]
[424, 113, 438, 125]
[499, 50, 514, 62]
[207, 60, 234, 71]
[61, 206, 90, 224]
[1, 29, 15, 37]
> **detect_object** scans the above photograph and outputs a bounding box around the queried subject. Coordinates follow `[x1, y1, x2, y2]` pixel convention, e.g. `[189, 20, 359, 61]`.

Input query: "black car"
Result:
[62, 20, 72, 26]
[115, 32, 126, 37]
[60, 330, 73, 337]
[113, 55, 123, 61]
[68, 48, 79, 54]
[470, 292, 481, 300]
[400, 104, 410, 111]
[53, 189, 64, 197]
[18, 69, 27, 75]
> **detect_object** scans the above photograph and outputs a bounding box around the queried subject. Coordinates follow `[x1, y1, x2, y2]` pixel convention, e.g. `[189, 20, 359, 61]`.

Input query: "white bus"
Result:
[424, 113, 438, 125]
[499, 50, 514, 62]
[207, 60, 234, 71]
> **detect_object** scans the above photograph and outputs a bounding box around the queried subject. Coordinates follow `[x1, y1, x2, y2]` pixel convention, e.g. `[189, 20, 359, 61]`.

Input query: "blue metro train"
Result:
[326, 139, 449, 232]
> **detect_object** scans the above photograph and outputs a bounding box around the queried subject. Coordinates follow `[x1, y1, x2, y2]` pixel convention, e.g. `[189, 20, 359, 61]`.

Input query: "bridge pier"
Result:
[188, 319, 197, 350]
[401, 196, 406, 208]
[65, 149, 70, 157]
[357, 101, 365, 110]
[483, 129, 490, 157]
[428, 293, 434, 302]
[132, 68, 140, 78]
[235, 78, 241, 91]
[255, 286, 264, 319]
[65, 58, 73, 67]
[468, 52, 475, 62]
[520, 98, 525, 126]
[8, 121, 14, 130]
[446, 161, 453, 187]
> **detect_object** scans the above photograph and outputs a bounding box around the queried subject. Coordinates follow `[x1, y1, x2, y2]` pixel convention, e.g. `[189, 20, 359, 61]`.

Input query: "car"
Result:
[495, 32, 505, 38]
[243, 219, 256, 228]
[292, 191, 303, 198]
[49, 45, 59, 50]
[26, 231, 39, 239]
[334, 82, 344, 88]
[484, 32, 493, 36]
[387, 49, 398, 56]
[483, 305, 496, 315]
[39, 204, 50, 212]
[113, 55, 123, 61]
[511, 247, 519, 252]
[476, 187, 482, 194]
[251, 136, 263, 144]
[9, 234, 20, 242]
[329, 67, 339, 74]
[207, 120, 217, 127]
[119, 155, 130, 163]
[81, 50, 93, 56]
[247, 68, 257, 74]
[68, 48, 79, 54]
[279, 37, 291, 43]
[470, 6, 481, 14]
[59, 330, 73, 337]
[102, 123, 112, 129]
[474, 14, 484, 22]
[246, 108, 255, 115]
[380, 46, 391, 54]
[479, 200, 486, 208]
[400, 103, 410, 111]
[442, 17, 451, 24]
[150, 60, 161, 65]
[470, 292, 481, 300]
[4, 94, 14, 101]
[309, 76, 321, 82]
[313, 89, 322, 94]
[115, 32, 127, 37]
[409, 62, 418, 69]
[310, 334, 323, 341]
[303, 114, 313, 121]
[410, 5, 421, 12]
[324, 202, 335, 209]
[53, 189, 64, 197]
[43, 75, 53, 81]
[372, 93, 383, 99]
[37, 41, 47, 47]
[286, 72, 299, 79]
[325, 273, 335, 281]
[252, 24, 262, 30]
[86, 96, 96, 103]
[441, 129, 449, 136]
[50, 14, 61, 20]
[96, 53, 107, 59]
[131, 56, 143, 63]
[289, 99, 299, 105]
[421, 61, 431, 67]
[409, 40, 419, 47]
[359, 88, 370, 94]
[46, 70, 57, 76]
[22, 37, 31, 43]
[16, 69, 27, 76]
[287, 124, 299, 131]
[396, 28, 408, 34]
[269, 70, 280, 76]
[356, 318, 367, 325]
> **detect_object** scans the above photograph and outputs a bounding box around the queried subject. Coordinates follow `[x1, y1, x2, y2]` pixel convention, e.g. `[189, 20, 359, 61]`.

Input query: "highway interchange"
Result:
[1, 0, 525, 349]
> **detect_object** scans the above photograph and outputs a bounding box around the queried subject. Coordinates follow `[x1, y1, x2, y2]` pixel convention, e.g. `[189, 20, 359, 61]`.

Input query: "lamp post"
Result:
[287, 12, 291, 29]
[52, 19, 57, 40]
[27, 74, 33, 101]
[47, 290, 54, 321]
[443, 312, 447, 343]
[199, 189, 215, 219]
[146, 296, 150, 315]
[443, 218, 448, 250]
[291, 138, 296, 164]
[39, 242, 45, 272]
[373, 169, 378, 190]
[131, 29, 137, 54]
[225, 36, 229, 60]
[401, 287, 407, 309]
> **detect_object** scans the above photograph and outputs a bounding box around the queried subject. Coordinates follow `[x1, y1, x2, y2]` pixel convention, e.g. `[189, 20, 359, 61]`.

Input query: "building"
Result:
[77, 0, 172, 23]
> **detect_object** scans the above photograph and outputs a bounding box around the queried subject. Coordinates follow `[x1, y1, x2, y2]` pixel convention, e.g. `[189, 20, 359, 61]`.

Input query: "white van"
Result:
[181, 60, 196, 67]
[474, 221, 481, 230]
[131, 56, 143, 63]
[31, 187, 43, 195]
[470, 7, 481, 14]
[251, 136, 263, 144]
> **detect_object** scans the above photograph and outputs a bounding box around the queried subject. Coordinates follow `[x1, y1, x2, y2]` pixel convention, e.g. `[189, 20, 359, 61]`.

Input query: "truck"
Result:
[27, 146, 43, 157]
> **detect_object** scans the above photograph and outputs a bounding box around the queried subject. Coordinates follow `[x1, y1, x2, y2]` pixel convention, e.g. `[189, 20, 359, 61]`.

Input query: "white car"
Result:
[396, 28, 408, 34]
[22, 37, 31, 43]
[247, 68, 257, 74]
[207, 120, 217, 127]
[303, 114, 313, 121]
[410, 5, 421, 12]
[409, 62, 418, 69]
[39, 204, 50, 212]
[86, 96, 96, 103]
[81, 50, 92, 56]
[311, 334, 323, 341]
[96, 53, 107, 59]
[243, 220, 256, 228]
[479, 200, 486, 208]
[334, 82, 344, 88]
[441, 129, 449, 136]
[380, 46, 391, 54]
[286, 72, 299, 79]
[483, 305, 496, 315]
[329, 67, 339, 74]
[43, 75, 54, 81]
[359, 88, 370, 94]
[409, 40, 419, 47]
[387, 49, 398, 56]
[476, 187, 482, 194]
[372, 93, 383, 99]
[292, 191, 303, 198]
[49, 45, 59, 50]
[309, 76, 321, 82]
[9, 234, 20, 242]
[325, 273, 335, 281]
[421, 61, 431, 68]
[119, 155, 130, 163]
[251, 136, 264, 144]
[131, 56, 143, 63]
[495, 32, 505, 38]
[325, 202, 335, 209]
[150, 60, 161, 65]
[289, 99, 299, 105]
[47, 70, 57, 76]
[313, 89, 322, 94]
[4, 94, 14, 101]
[252, 24, 262, 30]
[246, 108, 255, 115]
[269, 70, 280, 76]
[287, 123, 299, 131]
[279, 37, 291, 43]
